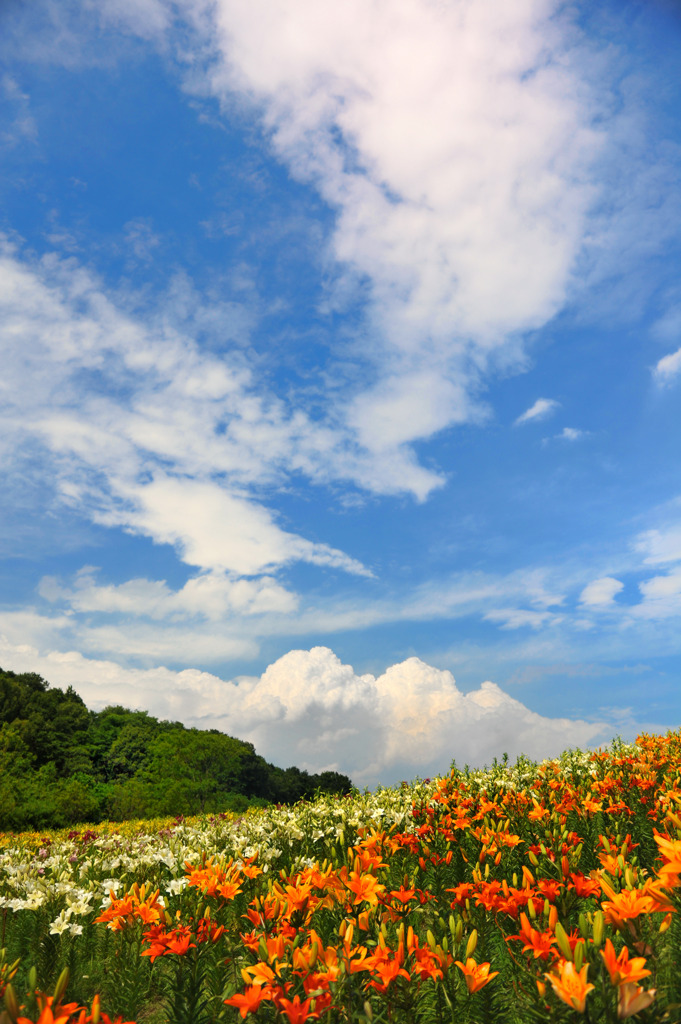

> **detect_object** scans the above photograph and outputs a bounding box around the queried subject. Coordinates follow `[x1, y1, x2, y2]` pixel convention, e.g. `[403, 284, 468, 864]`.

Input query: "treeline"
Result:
[0, 667, 353, 830]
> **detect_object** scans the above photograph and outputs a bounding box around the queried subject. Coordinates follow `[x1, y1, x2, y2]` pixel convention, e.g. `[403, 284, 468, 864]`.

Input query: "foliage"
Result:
[0, 668, 353, 830]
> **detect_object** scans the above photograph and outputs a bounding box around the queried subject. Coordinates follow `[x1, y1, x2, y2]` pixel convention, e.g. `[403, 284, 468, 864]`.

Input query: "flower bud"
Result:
[554, 921, 573, 961]
[4, 984, 19, 1024]
[574, 940, 585, 971]
[53, 967, 70, 1004]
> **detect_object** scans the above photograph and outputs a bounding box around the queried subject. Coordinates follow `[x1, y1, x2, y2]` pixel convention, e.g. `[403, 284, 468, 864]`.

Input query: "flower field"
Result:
[2, 733, 681, 1023]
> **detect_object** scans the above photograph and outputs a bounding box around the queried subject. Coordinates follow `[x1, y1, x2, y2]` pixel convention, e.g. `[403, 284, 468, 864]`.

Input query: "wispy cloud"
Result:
[654, 347, 681, 384]
[483, 608, 559, 631]
[542, 426, 588, 445]
[123, 218, 161, 263]
[514, 398, 560, 426]
[0, 236, 382, 581]
[634, 523, 681, 565]
[0, 74, 37, 147]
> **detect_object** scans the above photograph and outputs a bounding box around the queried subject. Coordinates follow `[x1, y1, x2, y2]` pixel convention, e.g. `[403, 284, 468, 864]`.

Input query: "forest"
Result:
[0, 666, 353, 830]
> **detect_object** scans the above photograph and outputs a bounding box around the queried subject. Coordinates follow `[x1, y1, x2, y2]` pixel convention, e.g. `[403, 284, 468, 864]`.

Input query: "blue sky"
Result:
[1, 0, 680, 785]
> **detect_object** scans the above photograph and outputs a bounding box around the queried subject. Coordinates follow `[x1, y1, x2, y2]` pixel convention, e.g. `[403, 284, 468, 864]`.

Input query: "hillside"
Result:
[0, 666, 352, 830]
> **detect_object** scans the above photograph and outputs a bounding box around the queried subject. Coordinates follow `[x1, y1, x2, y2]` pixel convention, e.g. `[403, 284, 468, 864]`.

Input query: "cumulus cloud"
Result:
[0, 640, 607, 786]
[514, 398, 560, 425]
[579, 576, 624, 607]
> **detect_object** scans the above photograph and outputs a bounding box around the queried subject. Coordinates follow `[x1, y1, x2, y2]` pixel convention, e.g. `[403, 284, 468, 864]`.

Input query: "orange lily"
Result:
[509, 913, 557, 961]
[368, 957, 411, 992]
[17, 998, 81, 1024]
[545, 960, 594, 1013]
[224, 984, 270, 1019]
[242, 961, 278, 987]
[601, 887, 653, 928]
[276, 994, 319, 1023]
[600, 939, 651, 986]
[617, 982, 656, 1019]
[654, 833, 681, 886]
[344, 870, 385, 906]
[454, 957, 499, 994]
[388, 885, 416, 905]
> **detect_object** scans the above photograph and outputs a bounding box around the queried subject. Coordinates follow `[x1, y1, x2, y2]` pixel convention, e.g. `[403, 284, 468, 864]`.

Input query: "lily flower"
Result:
[545, 960, 594, 1013]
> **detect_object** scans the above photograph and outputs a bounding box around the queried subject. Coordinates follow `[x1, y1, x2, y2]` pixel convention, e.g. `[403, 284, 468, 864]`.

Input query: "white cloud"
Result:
[634, 524, 681, 565]
[631, 570, 681, 621]
[579, 576, 624, 607]
[558, 427, 586, 441]
[0, 611, 73, 651]
[96, 474, 372, 577]
[0, 640, 607, 786]
[6, 0, 677, 489]
[99, 0, 171, 41]
[348, 371, 475, 453]
[123, 218, 161, 262]
[0, 606, 259, 665]
[26, 564, 571, 665]
[39, 566, 298, 619]
[75, 622, 259, 663]
[0, 237, 381, 579]
[194, 0, 603, 455]
[542, 426, 588, 444]
[484, 608, 558, 630]
[514, 397, 560, 425]
[654, 346, 681, 384]
[1, 74, 38, 147]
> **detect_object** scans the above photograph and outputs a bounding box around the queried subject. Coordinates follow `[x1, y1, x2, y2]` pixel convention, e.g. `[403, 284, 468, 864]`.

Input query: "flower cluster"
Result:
[2, 731, 681, 1021]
